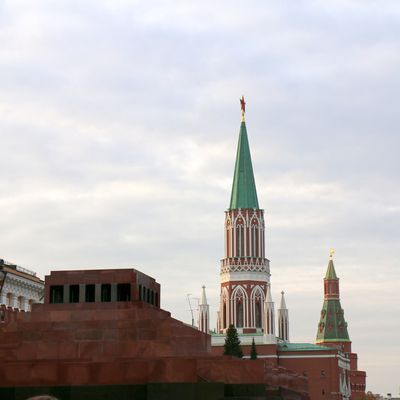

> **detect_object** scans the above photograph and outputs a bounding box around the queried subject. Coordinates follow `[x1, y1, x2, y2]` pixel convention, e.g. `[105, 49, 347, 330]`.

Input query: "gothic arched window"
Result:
[251, 222, 259, 257]
[233, 287, 246, 328]
[226, 219, 231, 258]
[236, 301, 244, 328]
[255, 301, 262, 328]
[236, 223, 244, 257]
[251, 286, 264, 328]
[223, 301, 227, 329]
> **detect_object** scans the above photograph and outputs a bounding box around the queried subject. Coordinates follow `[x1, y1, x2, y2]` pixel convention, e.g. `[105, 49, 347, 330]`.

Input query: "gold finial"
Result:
[240, 95, 246, 122]
[329, 248, 335, 259]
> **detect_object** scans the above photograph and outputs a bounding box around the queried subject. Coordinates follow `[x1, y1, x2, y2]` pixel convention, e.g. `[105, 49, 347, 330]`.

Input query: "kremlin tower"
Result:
[316, 251, 351, 352]
[316, 252, 366, 399]
[263, 283, 275, 338]
[198, 285, 209, 334]
[218, 97, 273, 335]
[278, 291, 289, 342]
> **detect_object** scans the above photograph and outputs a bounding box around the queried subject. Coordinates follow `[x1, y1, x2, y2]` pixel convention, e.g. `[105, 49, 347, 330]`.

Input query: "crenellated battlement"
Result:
[0, 304, 25, 325]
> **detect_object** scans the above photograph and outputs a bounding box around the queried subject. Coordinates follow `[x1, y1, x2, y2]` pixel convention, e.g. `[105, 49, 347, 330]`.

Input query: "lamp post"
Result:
[0, 266, 6, 322]
[187, 293, 194, 327]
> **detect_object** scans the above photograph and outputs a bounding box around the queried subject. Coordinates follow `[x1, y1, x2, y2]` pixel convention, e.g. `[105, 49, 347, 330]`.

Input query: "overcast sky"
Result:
[1, 0, 399, 395]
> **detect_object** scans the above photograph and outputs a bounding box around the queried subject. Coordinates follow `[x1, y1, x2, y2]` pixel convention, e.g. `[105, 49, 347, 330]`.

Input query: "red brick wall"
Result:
[0, 300, 308, 398]
[278, 354, 340, 399]
[0, 300, 211, 387]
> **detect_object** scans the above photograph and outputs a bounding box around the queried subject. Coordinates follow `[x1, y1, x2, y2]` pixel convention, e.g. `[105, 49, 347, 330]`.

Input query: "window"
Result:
[226, 221, 231, 257]
[255, 301, 262, 328]
[236, 224, 244, 257]
[50, 286, 64, 304]
[101, 284, 111, 302]
[69, 285, 79, 303]
[223, 302, 227, 329]
[117, 283, 131, 301]
[155, 292, 159, 307]
[138, 284, 142, 300]
[252, 224, 258, 257]
[85, 285, 95, 302]
[234, 287, 246, 328]
[237, 301, 243, 328]
[17, 296, 24, 309]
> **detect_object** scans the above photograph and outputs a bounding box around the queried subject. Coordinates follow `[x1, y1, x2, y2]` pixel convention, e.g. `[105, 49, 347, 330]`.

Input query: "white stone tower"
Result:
[198, 285, 209, 334]
[278, 291, 289, 342]
[263, 283, 275, 338]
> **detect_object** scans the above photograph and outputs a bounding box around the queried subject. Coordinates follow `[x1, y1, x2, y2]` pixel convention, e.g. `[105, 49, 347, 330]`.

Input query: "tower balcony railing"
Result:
[220, 257, 270, 274]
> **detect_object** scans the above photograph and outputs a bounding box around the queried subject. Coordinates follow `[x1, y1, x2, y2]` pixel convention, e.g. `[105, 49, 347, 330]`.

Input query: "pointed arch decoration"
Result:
[221, 287, 229, 329]
[250, 285, 265, 328]
[236, 223, 244, 257]
[231, 285, 248, 328]
[225, 216, 232, 258]
[251, 219, 259, 257]
[233, 212, 246, 258]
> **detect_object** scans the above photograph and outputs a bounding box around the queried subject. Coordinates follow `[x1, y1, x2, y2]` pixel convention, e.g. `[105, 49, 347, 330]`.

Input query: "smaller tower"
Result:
[198, 285, 209, 334]
[264, 283, 275, 336]
[316, 250, 351, 352]
[278, 291, 289, 342]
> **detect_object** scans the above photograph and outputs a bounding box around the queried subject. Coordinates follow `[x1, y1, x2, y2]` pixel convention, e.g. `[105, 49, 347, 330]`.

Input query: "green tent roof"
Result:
[229, 122, 259, 209]
[316, 299, 350, 343]
[316, 258, 349, 343]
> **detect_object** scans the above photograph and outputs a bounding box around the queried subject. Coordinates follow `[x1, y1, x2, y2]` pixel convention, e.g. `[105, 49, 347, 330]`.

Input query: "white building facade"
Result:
[0, 259, 44, 311]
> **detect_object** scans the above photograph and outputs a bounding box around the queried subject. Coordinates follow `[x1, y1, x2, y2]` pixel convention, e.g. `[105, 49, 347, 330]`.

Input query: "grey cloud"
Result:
[0, 0, 399, 394]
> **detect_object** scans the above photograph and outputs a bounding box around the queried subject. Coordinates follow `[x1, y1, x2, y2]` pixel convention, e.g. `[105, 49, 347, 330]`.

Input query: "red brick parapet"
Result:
[0, 304, 25, 325]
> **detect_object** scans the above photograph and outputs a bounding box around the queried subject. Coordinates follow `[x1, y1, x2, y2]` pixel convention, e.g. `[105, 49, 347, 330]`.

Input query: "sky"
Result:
[0, 0, 399, 395]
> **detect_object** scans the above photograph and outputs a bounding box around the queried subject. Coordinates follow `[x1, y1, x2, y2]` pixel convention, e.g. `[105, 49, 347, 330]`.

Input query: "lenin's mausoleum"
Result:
[0, 100, 366, 400]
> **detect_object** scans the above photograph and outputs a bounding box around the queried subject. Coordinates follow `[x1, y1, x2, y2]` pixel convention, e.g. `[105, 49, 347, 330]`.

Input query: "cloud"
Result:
[0, 0, 399, 394]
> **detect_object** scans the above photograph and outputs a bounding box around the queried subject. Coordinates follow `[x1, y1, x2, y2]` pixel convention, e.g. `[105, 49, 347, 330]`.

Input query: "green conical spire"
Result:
[325, 259, 337, 279]
[229, 121, 259, 209]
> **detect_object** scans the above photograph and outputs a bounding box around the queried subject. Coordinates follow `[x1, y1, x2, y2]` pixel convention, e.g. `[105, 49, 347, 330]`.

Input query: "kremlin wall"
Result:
[0, 99, 366, 400]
